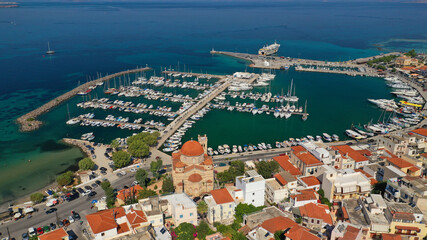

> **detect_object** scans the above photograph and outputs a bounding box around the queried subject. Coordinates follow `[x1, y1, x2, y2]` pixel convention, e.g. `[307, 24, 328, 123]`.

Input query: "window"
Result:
[101, 233, 105, 237]
[180, 215, 183, 218]
[311, 219, 314, 223]
[253, 193, 255, 195]
[317, 220, 320, 224]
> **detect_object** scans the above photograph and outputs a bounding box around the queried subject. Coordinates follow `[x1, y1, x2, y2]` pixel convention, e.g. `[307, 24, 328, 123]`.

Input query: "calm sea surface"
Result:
[0, 1, 426, 204]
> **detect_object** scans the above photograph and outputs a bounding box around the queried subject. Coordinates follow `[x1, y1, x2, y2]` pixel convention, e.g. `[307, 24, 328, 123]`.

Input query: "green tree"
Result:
[371, 181, 387, 195]
[101, 180, 111, 191]
[113, 151, 131, 168]
[110, 139, 120, 150]
[30, 193, 45, 204]
[150, 159, 163, 179]
[317, 189, 325, 198]
[255, 161, 279, 179]
[78, 157, 95, 170]
[56, 171, 74, 186]
[173, 222, 196, 240]
[216, 161, 245, 184]
[127, 132, 159, 147]
[234, 203, 265, 224]
[405, 49, 416, 57]
[135, 169, 148, 187]
[274, 230, 285, 240]
[197, 201, 208, 219]
[138, 189, 157, 199]
[128, 140, 150, 158]
[196, 221, 214, 240]
[162, 176, 174, 194]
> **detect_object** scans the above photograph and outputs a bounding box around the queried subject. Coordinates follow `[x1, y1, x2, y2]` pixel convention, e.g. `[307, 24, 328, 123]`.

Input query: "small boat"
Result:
[66, 118, 80, 125]
[46, 42, 55, 55]
[332, 134, 339, 141]
[345, 129, 365, 140]
[322, 133, 332, 142]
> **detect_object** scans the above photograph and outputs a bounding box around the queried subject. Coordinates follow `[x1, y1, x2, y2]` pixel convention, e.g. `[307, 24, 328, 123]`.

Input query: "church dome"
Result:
[181, 140, 204, 156]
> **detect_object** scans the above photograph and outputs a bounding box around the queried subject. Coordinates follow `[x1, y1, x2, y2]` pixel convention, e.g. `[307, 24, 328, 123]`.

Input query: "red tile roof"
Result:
[180, 140, 204, 156]
[291, 146, 322, 166]
[298, 203, 332, 225]
[290, 189, 318, 202]
[285, 227, 320, 240]
[188, 173, 203, 183]
[395, 225, 420, 231]
[382, 234, 403, 240]
[86, 208, 126, 234]
[387, 157, 416, 169]
[354, 169, 378, 185]
[331, 145, 369, 163]
[273, 156, 302, 176]
[299, 176, 321, 187]
[117, 185, 143, 201]
[210, 188, 234, 204]
[411, 128, 427, 137]
[126, 209, 147, 227]
[341, 225, 360, 240]
[117, 222, 130, 234]
[38, 228, 68, 240]
[261, 216, 298, 233]
[274, 173, 288, 185]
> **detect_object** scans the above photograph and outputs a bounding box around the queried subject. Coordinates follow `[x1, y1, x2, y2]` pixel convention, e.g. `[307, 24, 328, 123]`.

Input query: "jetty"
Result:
[16, 67, 151, 132]
[210, 50, 401, 76]
[77, 117, 165, 131]
[162, 70, 224, 80]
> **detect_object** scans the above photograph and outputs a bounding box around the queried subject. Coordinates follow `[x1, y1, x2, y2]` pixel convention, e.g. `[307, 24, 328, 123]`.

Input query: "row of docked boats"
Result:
[385, 76, 425, 104]
[132, 76, 213, 91]
[163, 120, 197, 152]
[104, 86, 196, 103]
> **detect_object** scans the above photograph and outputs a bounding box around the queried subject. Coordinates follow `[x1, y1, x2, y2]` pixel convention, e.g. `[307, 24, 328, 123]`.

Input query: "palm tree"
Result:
[197, 201, 208, 220]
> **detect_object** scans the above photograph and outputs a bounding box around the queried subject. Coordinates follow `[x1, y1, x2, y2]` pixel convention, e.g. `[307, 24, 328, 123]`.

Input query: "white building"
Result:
[161, 193, 198, 226]
[236, 170, 265, 207]
[264, 172, 297, 204]
[204, 188, 236, 225]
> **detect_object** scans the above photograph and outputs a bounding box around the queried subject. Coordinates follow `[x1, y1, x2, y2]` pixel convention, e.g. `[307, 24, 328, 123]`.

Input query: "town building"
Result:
[385, 202, 426, 239]
[290, 189, 319, 207]
[321, 168, 371, 201]
[330, 221, 364, 240]
[272, 155, 302, 176]
[384, 176, 427, 212]
[384, 156, 422, 176]
[235, 170, 265, 207]
[360, 194, 389, 238]
[204, 188, 236, 225]
[294, 203, 332, 232]
[172, 138, 214, 197]
[161, 193, 198, 226]
[290, 146, 323, 176]
[331, 145, 370, 169]
[264, 172, 297, 204]
[38, 228, 69, 240]
[298, 176, 321, 191]
[378, 135, 409, 157]
[395, 56, 418, 67]
[138, 196, 165, 227]
[116, 185, 143, 205]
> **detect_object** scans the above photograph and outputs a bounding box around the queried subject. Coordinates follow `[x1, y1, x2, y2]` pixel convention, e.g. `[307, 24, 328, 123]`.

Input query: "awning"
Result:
[395, 225, 420, 231]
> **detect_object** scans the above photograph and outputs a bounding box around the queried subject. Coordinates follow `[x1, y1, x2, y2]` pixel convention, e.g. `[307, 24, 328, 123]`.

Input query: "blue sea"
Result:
[0, 1, 426, 204]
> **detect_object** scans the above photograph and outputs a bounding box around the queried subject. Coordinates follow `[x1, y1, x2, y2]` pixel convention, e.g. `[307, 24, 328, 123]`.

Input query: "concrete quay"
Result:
[157, 78, 232, 148]
[294, 65, 378, 77]
[162, 70, 226, 80]
[16, 67, 151, 132]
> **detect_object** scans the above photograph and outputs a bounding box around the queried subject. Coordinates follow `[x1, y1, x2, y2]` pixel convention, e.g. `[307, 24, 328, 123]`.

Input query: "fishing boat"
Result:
[322, 133, 332, 142]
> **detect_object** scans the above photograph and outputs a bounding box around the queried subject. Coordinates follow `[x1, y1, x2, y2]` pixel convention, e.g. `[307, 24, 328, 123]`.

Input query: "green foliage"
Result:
[255, 160, 279, 179]
[110, 139, 120, 150]
[321, 197, 332, 208]
[215, 223, 246, 239]
[173, 222, 196, 240]
[128, 140, 150, 158]
[274, 230, 285, 240]
[135, 169, 148, 187]
[197, 201, 208, 216]
[367, 55, 398, 65]
[56, 171, 74, 186]
[371, 181, 387, 195]
[112, 151, 131, 168]
[162, 176, 174, 194]
[127, 132, 159, 147]
[138, 189, 157, 199]
[150, 159, 163, 179]
[216, 161, 245, 184]
[405, 49, 416, 57]
[101, 180, 111, 191]
[317, 189, 325, 198]
[295, 217, 302, 223]
[78, 157, 95, 170]
[376, 65, 386, 70]
[234, 203, 265, 223]
[30, 192, 44, 203]
[392, 67, 397, 72]
[196, 221, 214, 240]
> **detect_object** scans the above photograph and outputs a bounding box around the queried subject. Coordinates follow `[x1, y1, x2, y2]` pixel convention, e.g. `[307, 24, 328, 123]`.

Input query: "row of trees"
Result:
[216, 161, 244, 184]
[101, 180, 117, 209]
[255, 160, 279, 179]
[127, 132, 160, 158]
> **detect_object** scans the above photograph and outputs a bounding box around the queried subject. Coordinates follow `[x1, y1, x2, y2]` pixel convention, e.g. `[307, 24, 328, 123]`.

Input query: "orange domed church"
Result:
[171, 135, 214, 197]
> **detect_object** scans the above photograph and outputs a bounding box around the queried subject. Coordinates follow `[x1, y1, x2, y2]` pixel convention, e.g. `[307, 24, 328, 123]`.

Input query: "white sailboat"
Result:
[46, 42, 55, 55]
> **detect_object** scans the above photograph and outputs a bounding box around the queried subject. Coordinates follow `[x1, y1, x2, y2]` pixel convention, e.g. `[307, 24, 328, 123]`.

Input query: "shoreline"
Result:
[16, 67, 151, 132]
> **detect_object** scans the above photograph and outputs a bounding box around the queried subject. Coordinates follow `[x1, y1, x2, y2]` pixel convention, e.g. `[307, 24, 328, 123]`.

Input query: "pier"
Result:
[77, 117, 165, 131]
[16, 67, 151, 132]
[210, 50, 401, 76]
[162, 70, 225, 80]
[157, 75, 231, 148]
[77, 100, 178, 115]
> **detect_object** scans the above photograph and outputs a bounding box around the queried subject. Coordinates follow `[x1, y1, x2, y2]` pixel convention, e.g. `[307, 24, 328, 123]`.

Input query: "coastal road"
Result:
[0, 173, 137, 239]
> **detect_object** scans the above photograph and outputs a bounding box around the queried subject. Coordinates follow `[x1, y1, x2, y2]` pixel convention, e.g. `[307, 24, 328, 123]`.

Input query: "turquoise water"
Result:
[0, 1, 426, 204]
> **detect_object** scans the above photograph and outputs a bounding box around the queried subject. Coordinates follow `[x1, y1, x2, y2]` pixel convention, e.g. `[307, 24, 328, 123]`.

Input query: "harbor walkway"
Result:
[16, 67, 151, 132]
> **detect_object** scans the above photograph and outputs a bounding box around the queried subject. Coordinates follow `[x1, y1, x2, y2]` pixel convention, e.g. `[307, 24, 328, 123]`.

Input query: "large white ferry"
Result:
[258, 41, 280, 56]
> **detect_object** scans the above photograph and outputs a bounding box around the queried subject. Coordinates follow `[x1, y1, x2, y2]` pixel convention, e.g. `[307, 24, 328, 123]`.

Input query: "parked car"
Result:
[100, 167, 107, 172]
[77, 188, 85, 194]
[72, 211, 81, 220]
[49, 223, 56, 230]
[130, 168, 136, 173]
[68, 216, 75, 223]
[82, 190, 91, 196]
[131, 181, 139, 187]
[57, 221, 64, 228]
[36, 227, 44, 235]
[88, 191, 97, 198]
[91, 183, 98, 188]
[27, 228, 36, 237]
[95, 180, 101, 185]
[84, 186, 92, 191]
[43, 226, 50, 233]
[62, 219, 70, 227]
[45, 208, 57, 214]
[120, 171, 126, 176]
[21, 233, 29, 240]
[101, 171, 107, 175]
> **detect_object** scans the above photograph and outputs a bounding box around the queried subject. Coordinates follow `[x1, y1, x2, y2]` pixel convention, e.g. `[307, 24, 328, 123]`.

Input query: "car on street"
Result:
[123, 185, 129, 189]
[45, 208, 57, 214]
[36, 227, 44, 235]
[28, 228, 36, 237]
[72, 211, 81, 220]
[43, 226, 50, 233]
[84, 185, 92, 191]
[101, 171, 107, 175]
[62, 219, 70, 227]
[88, 191, 97, 198]
[68, 215, 75, 223]
[49, 223, 56, 230]
[120, 171, 126, 176]
[91, 183, 98, 188]
[21, 233, 29, 240]
[57, 221, 64, 228]
[130, 168, 136, 173]
[100, 167, 107, 171]
[77, 188, 85, 194]
[131, 181, 139, 186]
[95, 180, 101, 185]
[82, 190, 91, 196]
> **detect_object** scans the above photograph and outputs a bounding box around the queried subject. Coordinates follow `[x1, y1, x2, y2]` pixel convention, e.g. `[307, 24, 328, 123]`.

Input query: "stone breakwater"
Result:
[16, 67, 151, 132]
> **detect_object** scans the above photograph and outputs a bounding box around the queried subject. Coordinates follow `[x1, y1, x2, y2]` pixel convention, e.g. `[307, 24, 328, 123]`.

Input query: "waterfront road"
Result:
[0, 173, 137, 239]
